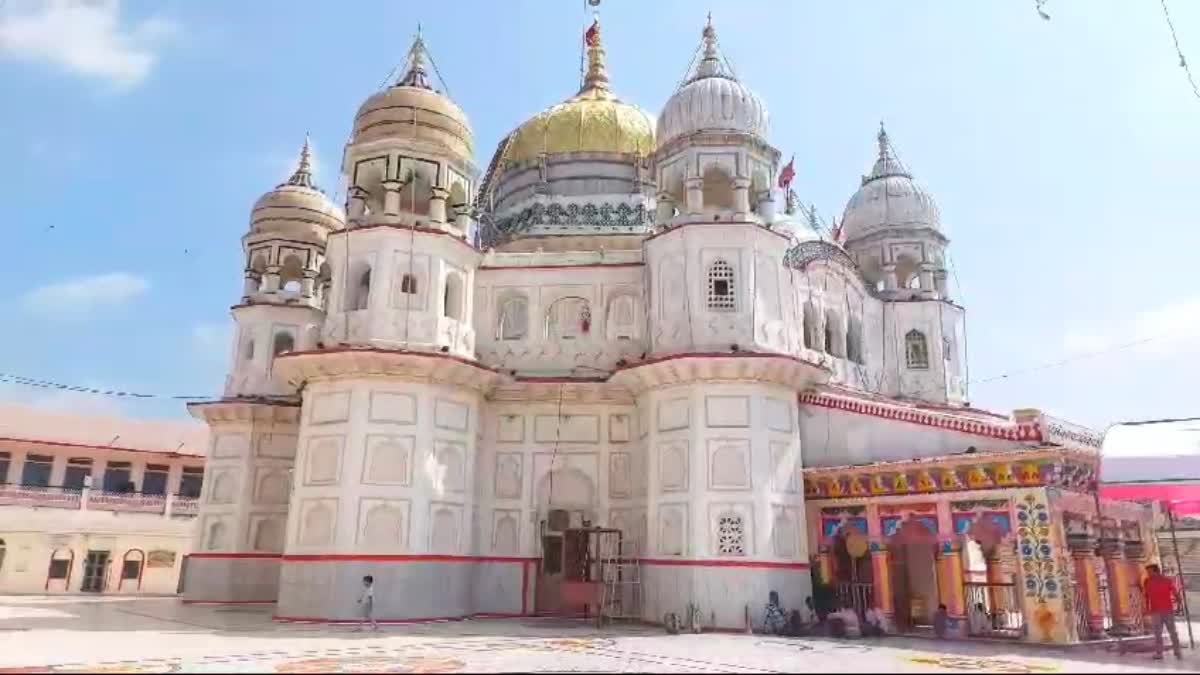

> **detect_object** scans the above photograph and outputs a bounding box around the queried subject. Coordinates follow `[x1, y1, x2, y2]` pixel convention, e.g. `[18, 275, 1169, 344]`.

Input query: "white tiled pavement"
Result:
[0, 596, 1196, 673]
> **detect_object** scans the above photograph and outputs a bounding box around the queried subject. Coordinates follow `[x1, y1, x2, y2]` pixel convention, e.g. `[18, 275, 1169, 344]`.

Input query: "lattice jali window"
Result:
[716, 513, 746, 556]
[707, 259, 736, 312]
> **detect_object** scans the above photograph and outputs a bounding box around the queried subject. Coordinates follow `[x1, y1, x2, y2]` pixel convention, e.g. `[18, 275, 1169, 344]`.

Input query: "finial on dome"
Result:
[580, 17, 610, 93]
[864, 122, 910, 183]
[877, 121, 890, 160]
[398, 29, 432, 89]
[692, 13, 729, 81]
[283, 134, 317, 189]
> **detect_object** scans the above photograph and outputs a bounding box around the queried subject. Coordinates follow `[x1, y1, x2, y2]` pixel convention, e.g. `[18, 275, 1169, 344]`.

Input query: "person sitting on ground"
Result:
[862, 607, 885, 637]
[933, 603, 950, 639]
[968, 602, 990, 636]
[802, 596, 818, 627]
[829, 604, 861, 638]
[763, 590, 788, 635]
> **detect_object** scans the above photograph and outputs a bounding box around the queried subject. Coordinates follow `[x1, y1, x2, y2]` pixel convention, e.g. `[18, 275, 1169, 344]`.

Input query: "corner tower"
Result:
[271, 33, 500, 622]
[183, 138, 342, 603]
[840, 125, 966, 404]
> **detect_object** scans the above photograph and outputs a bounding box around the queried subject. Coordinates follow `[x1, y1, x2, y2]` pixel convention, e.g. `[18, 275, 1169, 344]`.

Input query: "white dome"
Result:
[656, 19, 768, 148]
[840, 128, 941, 243]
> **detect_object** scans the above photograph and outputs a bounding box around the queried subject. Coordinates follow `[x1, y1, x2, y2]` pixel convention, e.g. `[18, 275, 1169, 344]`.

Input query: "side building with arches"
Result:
[0, 403, 207, 595]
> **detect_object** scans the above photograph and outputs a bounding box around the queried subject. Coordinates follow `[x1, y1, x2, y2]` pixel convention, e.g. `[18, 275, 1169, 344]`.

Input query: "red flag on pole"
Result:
[585, 19, 600, 47]
[778, 155, 795, 190]
[831, 217, 844, 244]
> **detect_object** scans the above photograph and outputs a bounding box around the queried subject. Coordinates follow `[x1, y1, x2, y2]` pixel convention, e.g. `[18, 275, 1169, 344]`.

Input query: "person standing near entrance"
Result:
[356, 575, 379, 632]
[1143, 564, 1183, 660]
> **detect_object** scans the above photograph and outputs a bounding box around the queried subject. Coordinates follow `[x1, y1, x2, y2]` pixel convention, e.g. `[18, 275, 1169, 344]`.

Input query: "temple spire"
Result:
[398, 29, 432, 90]
[580, 17, 610, 93]
[283, 134, 316, 189]
[865, 121, 910, 183]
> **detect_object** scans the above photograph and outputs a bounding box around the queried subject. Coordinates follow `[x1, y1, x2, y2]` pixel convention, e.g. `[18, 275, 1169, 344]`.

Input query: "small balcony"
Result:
[0, 484, 82, 509]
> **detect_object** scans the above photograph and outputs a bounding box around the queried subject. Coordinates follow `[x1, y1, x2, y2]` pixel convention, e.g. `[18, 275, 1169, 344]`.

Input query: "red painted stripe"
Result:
[0, 436, 204, 461]
[188, 553, 283, 560]
[280, 554, 538, 564]
[181, 600, 276, 606]
[638, 558, 810, 570]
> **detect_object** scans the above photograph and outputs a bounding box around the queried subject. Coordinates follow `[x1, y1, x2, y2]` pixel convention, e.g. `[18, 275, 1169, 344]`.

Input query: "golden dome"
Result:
[350, 34, 473, 161]
[504, 20, 654, 165]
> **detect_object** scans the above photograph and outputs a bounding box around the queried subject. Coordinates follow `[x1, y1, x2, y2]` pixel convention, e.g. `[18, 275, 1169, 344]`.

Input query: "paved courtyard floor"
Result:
[0, 596, 1197, 673]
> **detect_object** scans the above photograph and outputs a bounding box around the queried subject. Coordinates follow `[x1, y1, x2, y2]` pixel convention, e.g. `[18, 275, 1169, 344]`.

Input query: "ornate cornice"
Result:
[273, 347, 501, 394]
[611, 351, 830, 395]
[186, 397, 301, 424]
[799, 389, 1042, 442]
[803, 446, 1100, 501]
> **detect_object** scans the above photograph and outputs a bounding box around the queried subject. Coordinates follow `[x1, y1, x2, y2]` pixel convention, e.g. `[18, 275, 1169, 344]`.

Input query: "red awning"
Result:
[1101, 484, 1200, 515]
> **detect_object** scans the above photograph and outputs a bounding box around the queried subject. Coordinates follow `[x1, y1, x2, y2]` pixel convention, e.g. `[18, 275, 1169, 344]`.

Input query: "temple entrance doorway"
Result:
[888, 519, 940, 632]
[832, 529, 873, 619]
[961, 517, 1023, 638]
[534, 469, 594, 615]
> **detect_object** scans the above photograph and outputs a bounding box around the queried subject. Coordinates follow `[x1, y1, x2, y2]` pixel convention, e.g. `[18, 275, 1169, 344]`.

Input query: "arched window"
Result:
[802, 301, 818, 350]
[272, 332, 294, 357]
[905, 330, 929, 369]
[279, 255, 304, 293]
[249, 254, 268, 291]
[906, 274, 922, 290]
[443, 272, 464, 320]
[706, 259, 736, 312]
[243, 339, 255, 362]
[118, 549, 145, 591]
[400, 273, 418, 296]
[701, 166, 735, 211]
[846, 314, 864, 364]
[546, 297, 591, 340]
[606, 294, 638, 341]
[350, 266, 372, 311]
[824, 309, 844, 357]
[496, 295, 529, 341]
[716, 512, 746, 556]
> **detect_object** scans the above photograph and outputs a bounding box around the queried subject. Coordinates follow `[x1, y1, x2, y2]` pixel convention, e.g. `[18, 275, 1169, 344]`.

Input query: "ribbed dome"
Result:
[504, 19, 654, 164]
[350, 36, 473, 161]
[249, 138, 344, 241]
[656, 18, 768, 148]
[840, 126, 941, 243]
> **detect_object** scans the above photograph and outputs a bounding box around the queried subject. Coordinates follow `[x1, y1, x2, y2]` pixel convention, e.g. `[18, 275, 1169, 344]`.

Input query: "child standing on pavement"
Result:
[356, 575, 378, 632]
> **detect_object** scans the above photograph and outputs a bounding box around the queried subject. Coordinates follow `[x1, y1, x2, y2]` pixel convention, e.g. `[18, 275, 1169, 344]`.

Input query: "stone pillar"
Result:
[732, 177, 752, 216]
[656, 192, 675, 226]
[870, 545, 894, 628]
[815, 549, 834, 586]
[1100, 537, 1135, 633]
[347, 187, 368, 220]
[429, 186, 449, 224]
[685, 177, 703, 215]
[1123, 539, 1148, 629]
[381, 180, 403, 215]
[1070, 544, 1105, 638]
[300, 270, 316, 298]
[757, 190, 776, 222]
[454, 206, 472, 236]
[261, 266, 281, 293]
[881, 264, 899, 291]
[936, 540, 967, 635]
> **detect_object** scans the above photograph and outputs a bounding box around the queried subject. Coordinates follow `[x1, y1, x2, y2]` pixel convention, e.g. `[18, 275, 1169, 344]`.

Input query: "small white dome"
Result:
[249, 138, 344, 242]
[656, 19, 768, 148]
[840, 127, 941, 243]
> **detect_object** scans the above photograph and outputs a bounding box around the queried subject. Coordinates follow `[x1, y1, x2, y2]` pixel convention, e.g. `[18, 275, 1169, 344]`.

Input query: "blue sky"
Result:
[1, 0, 1197, 431]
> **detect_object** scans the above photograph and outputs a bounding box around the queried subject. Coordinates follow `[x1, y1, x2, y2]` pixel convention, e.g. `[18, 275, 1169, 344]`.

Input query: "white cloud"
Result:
[1062, 296, 1200, 359]
[21, 272, 149, 320]
[0, 0, 178, 89]
[191, 321, 231, 362]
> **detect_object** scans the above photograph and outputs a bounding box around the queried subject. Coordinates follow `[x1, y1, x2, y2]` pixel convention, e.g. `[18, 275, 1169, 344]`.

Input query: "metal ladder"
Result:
[597, 532, 642, 626]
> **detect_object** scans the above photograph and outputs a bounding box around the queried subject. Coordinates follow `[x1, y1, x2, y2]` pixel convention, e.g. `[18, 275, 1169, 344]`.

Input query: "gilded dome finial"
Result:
[283, 134, 317, 189]
[580, 17, 610, 93]
[398, 30, 432, 89]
